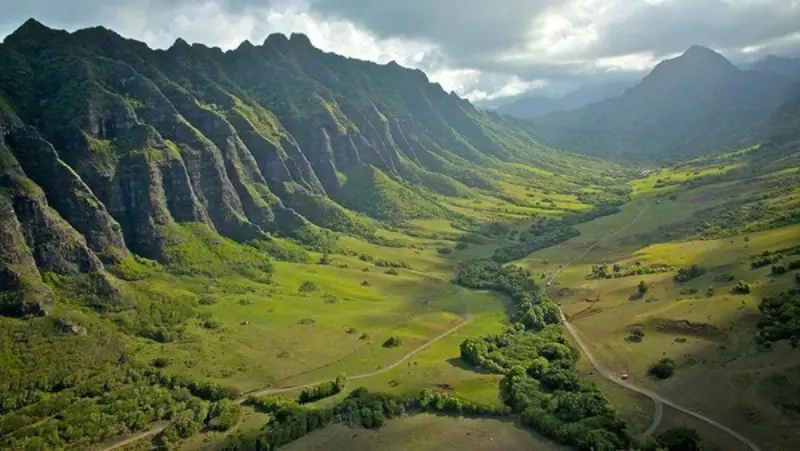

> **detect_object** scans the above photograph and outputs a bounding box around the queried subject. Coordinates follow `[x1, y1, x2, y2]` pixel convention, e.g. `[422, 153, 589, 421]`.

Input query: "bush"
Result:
[383, 336, 401, 348]
[637, 281, 649, 295]
[713, 272, 735, 283]
[298, 374, 346, 404]
[455, 242, 469, 250]
[648, 358, 676, 379]
[299, 281, 318, 294]
[385, 268, 399, 276]
[674, 265, 706, 283]
[198, 297, 216, 305]
[318, 254, 332, 265]
[657, 426, 702, 451]
[732, 280, 751, 294]
[771, 264, 788, 275]
[207, 399, 242, 431]
[437, 247, 453, 255]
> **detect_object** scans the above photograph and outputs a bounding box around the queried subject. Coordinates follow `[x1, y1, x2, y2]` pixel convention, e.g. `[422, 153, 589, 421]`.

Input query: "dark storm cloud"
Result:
[307, 0, 559, 58]
[1, 0, 799, 101]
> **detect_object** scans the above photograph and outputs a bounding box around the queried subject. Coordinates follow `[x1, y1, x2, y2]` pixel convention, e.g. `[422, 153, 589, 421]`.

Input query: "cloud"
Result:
[1, 0, 799, 104]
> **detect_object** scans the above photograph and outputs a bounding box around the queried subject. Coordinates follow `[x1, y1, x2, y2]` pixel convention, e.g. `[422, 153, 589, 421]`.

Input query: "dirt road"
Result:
[542, 198, 760, 450]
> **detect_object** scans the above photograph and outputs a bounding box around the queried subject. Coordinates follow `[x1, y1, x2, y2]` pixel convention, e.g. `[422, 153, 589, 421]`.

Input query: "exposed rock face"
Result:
[0, 20, 559, 315]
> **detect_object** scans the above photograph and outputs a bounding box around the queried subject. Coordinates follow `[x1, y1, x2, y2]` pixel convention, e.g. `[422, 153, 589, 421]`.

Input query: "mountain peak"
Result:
[678, 45, 735, 69]
[5, 18, 56, 43]
[289, 33, 314, 48]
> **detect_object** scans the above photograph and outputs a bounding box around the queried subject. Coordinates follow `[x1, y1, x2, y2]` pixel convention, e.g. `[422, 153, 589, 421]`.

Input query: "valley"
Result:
[0, 18, 799, 451]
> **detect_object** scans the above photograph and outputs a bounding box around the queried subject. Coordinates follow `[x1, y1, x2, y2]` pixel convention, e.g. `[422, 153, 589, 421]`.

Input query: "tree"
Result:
[649, 358, 676, 379]
[299, 281, 318, 294]
[657, 426, 702, 451]
[732, 280, 751, 294]
[383, 336, 401, 348]
[637, 281, 650, 295]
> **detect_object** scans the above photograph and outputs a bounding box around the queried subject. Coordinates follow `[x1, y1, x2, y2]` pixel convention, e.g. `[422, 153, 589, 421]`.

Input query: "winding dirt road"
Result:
[244, 310, 471, 398]
[98, 294, 471, 451]
[542, 198, 760, 450]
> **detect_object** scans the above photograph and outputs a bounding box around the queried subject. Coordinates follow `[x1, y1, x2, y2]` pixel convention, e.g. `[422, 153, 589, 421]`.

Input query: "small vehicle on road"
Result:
[620, 373, 629, 380]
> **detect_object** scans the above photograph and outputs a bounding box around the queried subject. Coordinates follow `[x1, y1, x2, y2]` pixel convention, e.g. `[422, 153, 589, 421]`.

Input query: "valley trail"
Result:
[244, 297, 471, 398]
[97, 294, 471, 451]
[543, 198, 761, 451]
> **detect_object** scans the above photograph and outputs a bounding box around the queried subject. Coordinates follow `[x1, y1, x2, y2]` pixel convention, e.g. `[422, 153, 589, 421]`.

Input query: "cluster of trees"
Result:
[589, 263, 671, 280]
[456, 260, 558, 330]
[492, 226, 579, 263]
[228, 388, 509, 450]
[459, 322, 629, 449]
[751, 246, 800, 269]
[372, 259, 411, 269]
[757, 291, 800, 348]
[674, 264, 707, 282]
[298, 375, 347, 404]
[0, 365, 239, 450]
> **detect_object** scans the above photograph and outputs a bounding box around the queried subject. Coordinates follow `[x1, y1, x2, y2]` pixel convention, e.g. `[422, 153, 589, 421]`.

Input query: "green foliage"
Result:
[649, 358, 677, 379]
[382, 336, 401, 348]
[207, 399, 243, 431]
[299, 281, 318, 294]
[336, 165, 444, 221]
[674, 265, 707, 283]
[493, 225, 579, 263]
[637, 281, 650, 295]
[456, 260, 629, 450]
[714, 272, 736, 282]
[732, 280, 752, 294]
[298, 374, 346, 404]
[771, 264, 789, 275]
[757, 291, 800, 348]
[229, 388, 510, 450]
[657, 426, 702, 451]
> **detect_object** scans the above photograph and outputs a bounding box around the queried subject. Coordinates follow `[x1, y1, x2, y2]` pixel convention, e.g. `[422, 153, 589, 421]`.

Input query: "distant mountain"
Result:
[531, 45, 796, 162]
[750, 54, 800, 79]
[496, 81, 631, 118]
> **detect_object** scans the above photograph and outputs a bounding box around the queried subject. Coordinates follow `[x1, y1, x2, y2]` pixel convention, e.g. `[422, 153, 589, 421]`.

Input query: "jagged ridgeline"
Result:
[0, 19, 597, 316]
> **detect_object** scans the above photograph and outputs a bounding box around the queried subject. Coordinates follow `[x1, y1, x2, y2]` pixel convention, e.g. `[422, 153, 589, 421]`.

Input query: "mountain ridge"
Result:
[0, 19, 590, 316]
[529, 45, 796, 162]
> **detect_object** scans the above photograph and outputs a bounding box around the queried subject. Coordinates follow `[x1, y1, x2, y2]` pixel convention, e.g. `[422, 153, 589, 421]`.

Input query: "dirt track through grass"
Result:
[541, 197, 761, 450]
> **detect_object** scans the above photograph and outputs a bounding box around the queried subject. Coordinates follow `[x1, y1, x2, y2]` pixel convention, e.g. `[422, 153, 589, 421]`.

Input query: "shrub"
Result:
[674, 265, 706, 282]
[649, 358, 676, 379]
[198, 297, 216, 305]
[299, 281, 318, 294]
[771, 264, 788, 275]
[385, 268, 399, 276]
[637, 281, 649, 295]
[318, 254, 332, 265]
[732, 281, 751, 294]
[437, 247, 453, 255]
[713, 272, 735, 283]
[298, 375, 346, 404]
[657, 426, 702, 451]
[383, 336, 401, 348]
[455, 242, 469, 250]
[207, 399, 242, 431]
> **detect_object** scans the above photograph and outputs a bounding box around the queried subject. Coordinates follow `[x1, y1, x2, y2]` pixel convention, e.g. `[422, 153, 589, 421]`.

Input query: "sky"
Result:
[1, 0, 799, 105]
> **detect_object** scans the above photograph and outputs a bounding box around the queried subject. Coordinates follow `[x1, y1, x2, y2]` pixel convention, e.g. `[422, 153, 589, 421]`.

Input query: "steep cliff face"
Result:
[0, 20, 560, 314]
